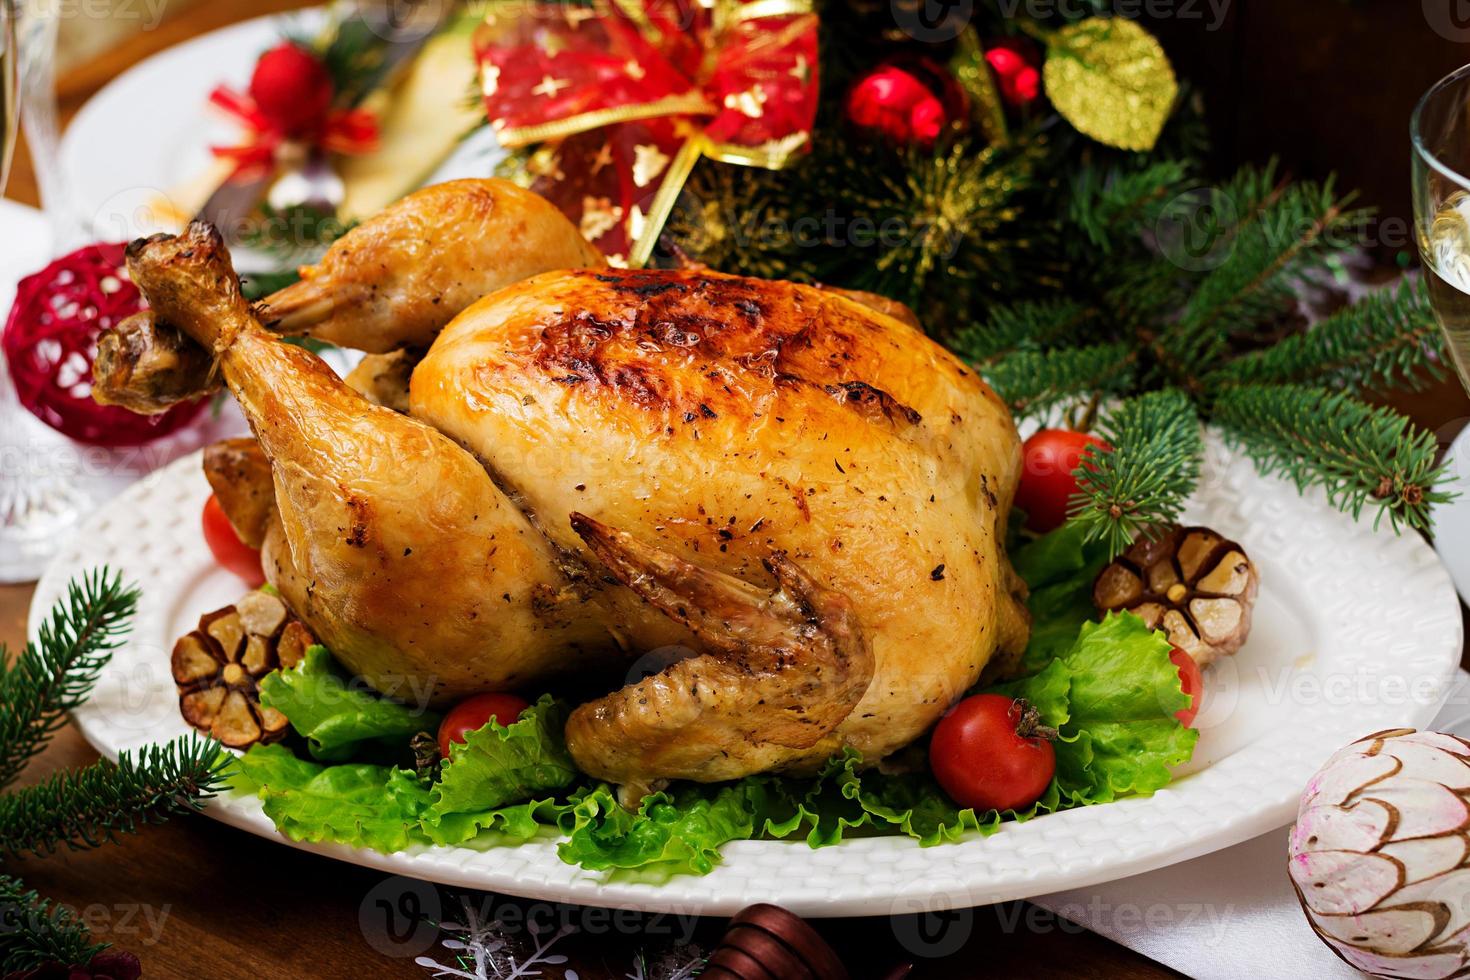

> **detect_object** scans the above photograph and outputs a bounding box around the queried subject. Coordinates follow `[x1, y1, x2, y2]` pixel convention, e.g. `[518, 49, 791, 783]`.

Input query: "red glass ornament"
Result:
[248, 42, 334, 136]
[845, 64, 952, 148]
[2, 242, 205, 446]
[984, 38, 1042, 108]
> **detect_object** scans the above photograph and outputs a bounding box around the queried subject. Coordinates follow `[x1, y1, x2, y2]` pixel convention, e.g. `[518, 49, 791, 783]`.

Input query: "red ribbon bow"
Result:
[475, 0, 818, 266]
[207, 86, 379, 183]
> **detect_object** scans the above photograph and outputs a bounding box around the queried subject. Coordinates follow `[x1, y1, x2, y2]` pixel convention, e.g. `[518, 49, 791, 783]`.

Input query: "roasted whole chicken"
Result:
[103, 179, 1029, 794]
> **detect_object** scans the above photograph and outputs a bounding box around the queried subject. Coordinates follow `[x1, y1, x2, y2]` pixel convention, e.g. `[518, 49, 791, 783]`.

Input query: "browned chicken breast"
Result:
[111, 180, 1028, 795]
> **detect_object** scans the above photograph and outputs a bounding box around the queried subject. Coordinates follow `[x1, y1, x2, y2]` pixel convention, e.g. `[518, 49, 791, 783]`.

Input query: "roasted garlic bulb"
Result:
[171, 591, 314, 747]
[1093, 525, 1259, 666]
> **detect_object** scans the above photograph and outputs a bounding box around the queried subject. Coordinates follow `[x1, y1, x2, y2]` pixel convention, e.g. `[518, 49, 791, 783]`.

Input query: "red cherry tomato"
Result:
[1170, 647, 1203, 728]
[202, 494, 264, 586]
[438, 693, 533, 759]
[929, 693, 1056, 812]
[1016, 429, 1111, 532]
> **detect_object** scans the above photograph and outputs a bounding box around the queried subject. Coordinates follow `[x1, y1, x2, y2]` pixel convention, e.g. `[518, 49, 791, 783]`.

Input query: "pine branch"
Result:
[1068, 389, 1204, 556]
[1208, 280, 1446, 394]
[0, 735, 228, 860]
[1160, 171, 1365, 370]
[984, 343, 1136, 420]
[0, 874, 105, 974]
[0, 570, 139, 792]
[950, 298, 1095, 363]
[1068, 159, 1191, 252]
[1211, 384, 1452, 532]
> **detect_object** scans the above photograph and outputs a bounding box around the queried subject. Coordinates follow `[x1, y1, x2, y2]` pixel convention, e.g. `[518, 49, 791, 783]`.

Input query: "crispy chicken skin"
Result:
[261, 178, 606, 352]
[412, 265, 1028, 778]
[112, 179, 1029, 790]
[126, 225, 613, 703]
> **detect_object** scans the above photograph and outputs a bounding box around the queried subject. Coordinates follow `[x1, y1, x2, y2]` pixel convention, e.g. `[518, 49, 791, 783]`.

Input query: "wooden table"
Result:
[5, 2, 1469, 977]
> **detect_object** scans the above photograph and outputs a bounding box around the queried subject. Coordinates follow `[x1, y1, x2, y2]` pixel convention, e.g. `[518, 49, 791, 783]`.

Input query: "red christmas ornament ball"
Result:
[2, 242, 205, 446]
[846, 63, 953, 147]
[984, 38, 1042, 108]
[249, 41, 334, 136]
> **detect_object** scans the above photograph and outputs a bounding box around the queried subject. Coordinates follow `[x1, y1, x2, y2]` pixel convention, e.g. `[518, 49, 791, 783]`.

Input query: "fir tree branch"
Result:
[0, 570, 139, 793]
[0, 874, 105, 973]
[984, 343, 1136, 420]
[1160, 172, 1365, 371]
[1211, 384, 1452, 532]
[1068, 159, 1191, 252]
[1068, 389, 1204, 556]
[0, 736, 229, 860]
[950, 298, 1095, 363]
[1207, 280, 1446, 394]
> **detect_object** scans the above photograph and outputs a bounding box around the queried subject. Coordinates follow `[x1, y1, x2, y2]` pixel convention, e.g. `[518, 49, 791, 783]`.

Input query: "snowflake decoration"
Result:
[413, 895, 704, 980]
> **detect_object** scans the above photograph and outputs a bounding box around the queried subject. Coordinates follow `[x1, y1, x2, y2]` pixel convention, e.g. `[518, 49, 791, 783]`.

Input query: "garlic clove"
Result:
[1176, 529, 1222, 580]
[1190, 597, 1243, 644]
[236, 590, 287, 636]
[171, 633, 221, 685]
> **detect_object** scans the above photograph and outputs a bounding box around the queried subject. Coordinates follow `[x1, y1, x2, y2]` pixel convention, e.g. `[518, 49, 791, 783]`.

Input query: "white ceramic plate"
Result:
[32, 433, 1462, 917]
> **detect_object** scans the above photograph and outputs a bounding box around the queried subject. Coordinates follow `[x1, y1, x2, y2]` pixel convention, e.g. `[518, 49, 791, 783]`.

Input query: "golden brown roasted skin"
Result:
[261, 178, 606, 352]
[411, 266, 1028, 779]
[127, 225, 613, 704]
[113, 183, 1029, 790]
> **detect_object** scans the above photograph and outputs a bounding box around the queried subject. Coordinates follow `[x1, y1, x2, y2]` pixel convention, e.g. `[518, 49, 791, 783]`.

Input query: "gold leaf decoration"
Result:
[1043, 17, 1178, 152]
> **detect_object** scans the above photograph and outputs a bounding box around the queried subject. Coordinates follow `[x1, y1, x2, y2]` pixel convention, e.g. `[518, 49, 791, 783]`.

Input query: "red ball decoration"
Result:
[984, 38, 1042, 109]
[248, 41, 334, 136]
[2, 242, 205, 446]
[846, 63, 956, 148]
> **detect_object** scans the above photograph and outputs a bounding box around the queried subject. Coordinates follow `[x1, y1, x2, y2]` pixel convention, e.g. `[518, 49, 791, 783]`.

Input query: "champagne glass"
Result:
[0, 0, 92, 584]
[1, 1, 14, 191]
[1414, 64, 1470, 391]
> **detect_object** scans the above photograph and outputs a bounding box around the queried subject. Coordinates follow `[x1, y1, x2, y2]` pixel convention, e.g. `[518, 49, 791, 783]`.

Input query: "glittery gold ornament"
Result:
[1042, 17, 1177, 152]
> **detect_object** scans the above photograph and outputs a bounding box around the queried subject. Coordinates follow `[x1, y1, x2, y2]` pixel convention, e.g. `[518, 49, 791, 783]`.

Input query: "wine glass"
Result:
[1414, 64, 1470, 392]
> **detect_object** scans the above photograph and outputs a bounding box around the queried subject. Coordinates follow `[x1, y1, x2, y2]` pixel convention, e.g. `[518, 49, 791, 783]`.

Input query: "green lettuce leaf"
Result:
[993, 612, 1197, 806]
[258, 645, 439, 761]
[1011, 521, 1113, 673]
[229, 744, 433, 852]
[425, 696, 580, 832]
[558, 780, 794, 876]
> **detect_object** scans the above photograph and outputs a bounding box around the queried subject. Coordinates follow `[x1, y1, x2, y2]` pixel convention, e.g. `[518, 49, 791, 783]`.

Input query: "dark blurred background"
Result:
[1148, 0, 1466, 262]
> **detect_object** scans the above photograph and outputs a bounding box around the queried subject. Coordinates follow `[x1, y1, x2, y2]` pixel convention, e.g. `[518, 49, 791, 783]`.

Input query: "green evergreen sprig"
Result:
[0, 736, 228, 860]
[0, 573, 229, 969]
[0, 570, 139, 792]
[986, 343, 1136, 420]
[1068, 160, 1191, 252]
[0, 874, 105, 974]
[1162, 177, 1366, 370]
[1212, 384, 1451, 531]
[951, 298, 1096, 363]
[1068, 389, 1204, 555]
[1209, 280, 1446, 394]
